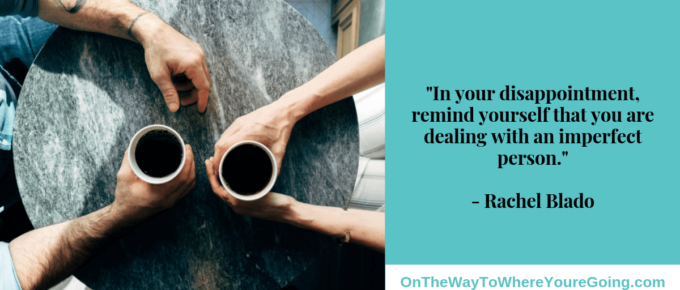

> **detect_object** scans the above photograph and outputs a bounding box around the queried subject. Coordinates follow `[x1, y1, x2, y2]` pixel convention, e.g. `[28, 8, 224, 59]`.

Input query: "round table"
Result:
[13, 0, 359, 288]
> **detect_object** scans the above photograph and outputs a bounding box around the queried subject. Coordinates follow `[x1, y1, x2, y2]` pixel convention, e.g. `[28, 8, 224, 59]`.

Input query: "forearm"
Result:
[278, 35, 386, 122]
[8, 204, 142, 290]
[288, 201, 385, 253]
[36, 0, 166, 44]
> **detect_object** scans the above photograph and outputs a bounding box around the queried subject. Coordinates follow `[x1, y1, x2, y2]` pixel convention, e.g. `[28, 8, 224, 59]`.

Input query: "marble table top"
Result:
[13, 0, 358, 289]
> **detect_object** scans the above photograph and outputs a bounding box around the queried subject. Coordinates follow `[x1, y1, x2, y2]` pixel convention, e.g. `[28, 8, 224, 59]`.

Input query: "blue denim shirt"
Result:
[0, 66, 18, 151]
[1, 1, 50, 285]
[0, 13, 56, 152]
[1, 0, 40, 152]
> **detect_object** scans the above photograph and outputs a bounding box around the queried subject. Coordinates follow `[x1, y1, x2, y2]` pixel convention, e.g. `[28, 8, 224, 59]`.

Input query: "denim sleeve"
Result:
[0, 0, 39, 17]
[0, 70, 17, 151]
[0, 242, 22, 290]
[0, 16, 58, 72]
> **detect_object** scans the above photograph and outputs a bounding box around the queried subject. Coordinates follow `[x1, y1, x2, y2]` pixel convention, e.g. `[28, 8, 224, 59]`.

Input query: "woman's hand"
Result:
[211, 99, 301, 176]
[205, 157, 297, 224]
[206, 158, 385, 252]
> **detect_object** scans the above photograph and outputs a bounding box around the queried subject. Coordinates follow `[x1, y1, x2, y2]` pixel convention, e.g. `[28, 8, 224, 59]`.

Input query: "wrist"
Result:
[99, 204, 136, 230]
[285, 201, 346, 238]
[109, 200, 157, 225]
[281, 199, 304, 226]
[277, 88, 322, 123]
[130, 13, 168, 46]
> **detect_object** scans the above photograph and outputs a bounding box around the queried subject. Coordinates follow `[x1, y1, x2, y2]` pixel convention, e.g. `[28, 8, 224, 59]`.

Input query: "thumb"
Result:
[271, 143, 287, 175]
[117, 149, 133, 177]
[151, 67, 180, 112]
[120, 149, 132, 170]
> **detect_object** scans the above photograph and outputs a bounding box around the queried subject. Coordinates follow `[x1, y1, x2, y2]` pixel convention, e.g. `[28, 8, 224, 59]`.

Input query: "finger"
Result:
[117, 149, 132, 178]
[188, 150, 196, 181]
[180, 88, 199, 107]
[202, 61, 211, 113]
[183, 144, 195, 178]
[201, 58, 211, 109]
[121, 149, 131, 168]
[210, 156, 227, 188]
[184, 153, 196, 192]
[271, 143, 287, 174]
[176, 145, 196, 194]
[205, 159, 227, 195]
[202, 61, 210, 87]
[205, 158, 214, 175]
[185, 65, 211, 113]
[205, 158, 219, 187]
[275, 151, 284, 174]
[150, 67, 180, 112]
[212, 153, 223, 180]
[211, 156, 222, 185]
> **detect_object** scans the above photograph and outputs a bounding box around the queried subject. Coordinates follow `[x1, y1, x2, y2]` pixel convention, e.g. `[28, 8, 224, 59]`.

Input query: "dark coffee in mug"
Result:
[135, 130, 183, 177]
[221, 144, 273, 195]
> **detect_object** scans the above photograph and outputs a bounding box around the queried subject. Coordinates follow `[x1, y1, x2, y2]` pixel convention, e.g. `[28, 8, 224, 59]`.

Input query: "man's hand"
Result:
[133, 15, 211, 113]
[35, 0, 212, 113]
[113, 144, 196, 221]
[9, 146, 196, 290]
[205, 157, 296, 223]
[212, 100, 300, 175]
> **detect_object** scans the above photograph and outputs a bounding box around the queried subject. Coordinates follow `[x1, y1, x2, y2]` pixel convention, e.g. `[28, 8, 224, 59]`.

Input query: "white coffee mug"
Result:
[218, 140, 277, 201]
[127, 124, 186, 184]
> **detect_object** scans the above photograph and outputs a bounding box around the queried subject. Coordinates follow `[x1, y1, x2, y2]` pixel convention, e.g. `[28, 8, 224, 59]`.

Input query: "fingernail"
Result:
[169, 103, 179, 112]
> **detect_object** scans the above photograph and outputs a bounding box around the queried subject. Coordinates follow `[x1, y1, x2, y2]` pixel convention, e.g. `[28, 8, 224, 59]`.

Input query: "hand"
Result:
[205, 157, 296, 223]
[137, 16, 211, 113]
[112, 145, 196, 221]
[212, 101, 299, 175]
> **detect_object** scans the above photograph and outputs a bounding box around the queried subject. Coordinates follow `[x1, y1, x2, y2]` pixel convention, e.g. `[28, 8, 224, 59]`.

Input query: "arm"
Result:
[9, 205, 139, 290]
[35, 0, 211, 112]
[291, 204, 385, 253]
[9, 145, 196, 290]
[205, 158, 385, 253]
[279, 34, 386, 122]
[37, 0, 150, 42]
[212, 35, 385, 171]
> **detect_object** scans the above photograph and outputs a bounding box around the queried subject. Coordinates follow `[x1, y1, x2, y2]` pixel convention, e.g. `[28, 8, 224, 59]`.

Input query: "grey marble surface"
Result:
[13, 0, 358, 289]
